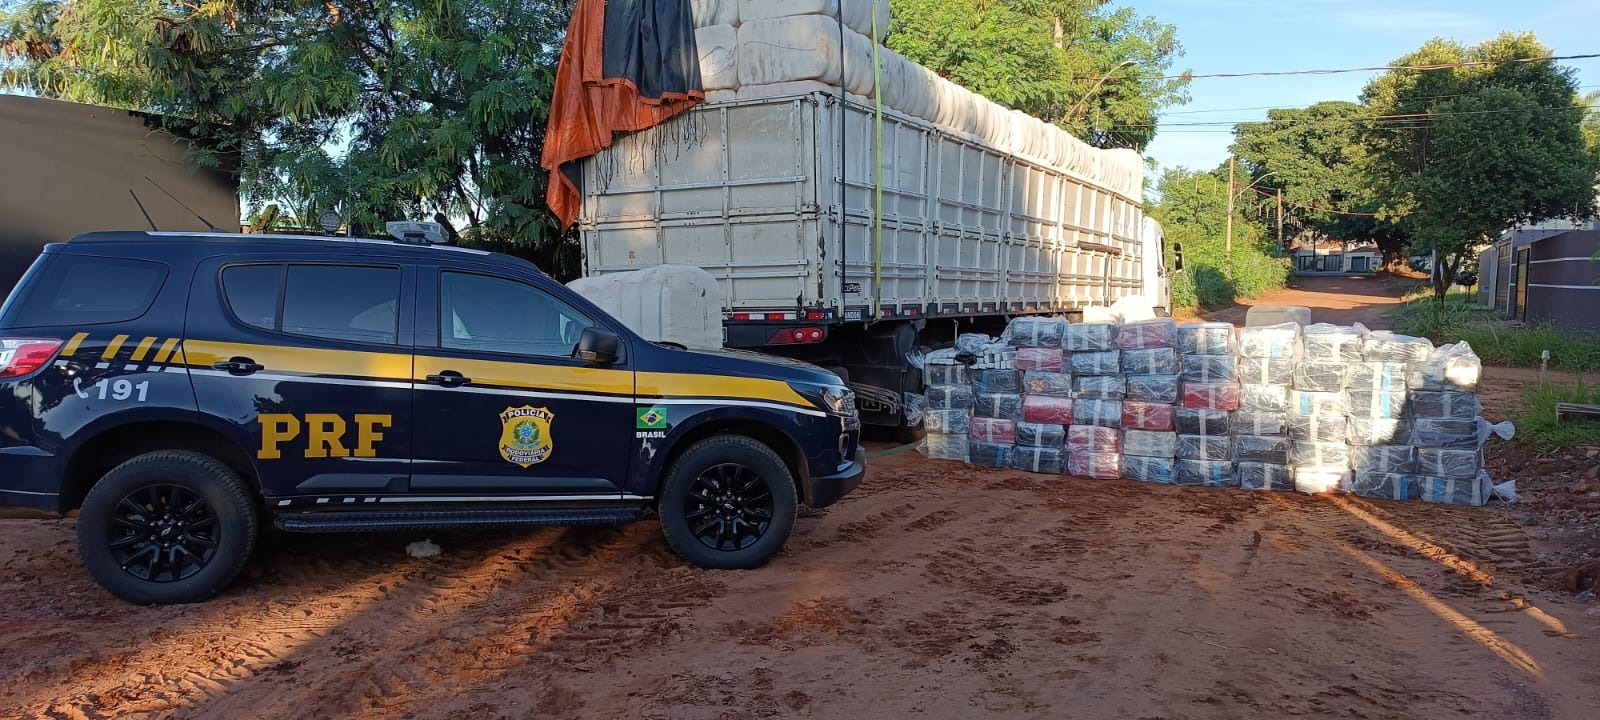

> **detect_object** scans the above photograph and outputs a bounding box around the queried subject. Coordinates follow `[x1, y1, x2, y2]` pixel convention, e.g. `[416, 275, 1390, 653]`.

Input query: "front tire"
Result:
[659, 436, 797, 569]
[77, 451, 259, 604]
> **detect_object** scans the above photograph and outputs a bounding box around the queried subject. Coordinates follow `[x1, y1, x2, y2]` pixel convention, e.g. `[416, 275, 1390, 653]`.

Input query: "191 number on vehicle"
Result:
[75, 378, 150, 403]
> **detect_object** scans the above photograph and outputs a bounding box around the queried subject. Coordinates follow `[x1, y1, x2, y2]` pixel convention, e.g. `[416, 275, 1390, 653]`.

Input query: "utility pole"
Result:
[1225, 156, 1235, 255]
[1277, 187, 1284, 250]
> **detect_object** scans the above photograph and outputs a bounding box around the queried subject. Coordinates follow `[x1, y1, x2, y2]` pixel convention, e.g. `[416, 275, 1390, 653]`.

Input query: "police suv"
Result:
[0, 231, 864, 604]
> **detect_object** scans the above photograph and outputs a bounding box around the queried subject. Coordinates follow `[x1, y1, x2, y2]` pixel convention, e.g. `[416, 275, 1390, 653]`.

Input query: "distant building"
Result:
[1478, 208, 1600, 332]
[1292, 240, 1382, 274]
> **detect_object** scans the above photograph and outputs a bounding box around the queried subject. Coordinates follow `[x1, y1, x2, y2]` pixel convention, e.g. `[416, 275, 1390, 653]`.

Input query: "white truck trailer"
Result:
[577, 89, 1174, 434]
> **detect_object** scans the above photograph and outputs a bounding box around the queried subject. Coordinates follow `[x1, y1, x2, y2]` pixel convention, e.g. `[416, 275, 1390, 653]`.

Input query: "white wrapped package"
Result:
[1123, 430, 1178, 458]
[692, 0, 739, 27]
[1410, 341, 1482, 391]
[567, 265, 722, 350]
[696, 25, 740, 90]
[739, 0, 889, 40]
[1289, 390, 1347, 417]
[1294, 466, 1350, 494]
[1362, 331, 1433, 364]
[1288, 413, 1346, 442]
[1237, 356, 1295, 386]
[1346, 418, 1412, 445]
[1346, 362, 1409, 394]
[922, 433, 969, 461]
[1238, 322, 1301, 358]
[1302, 323, 1366, 362]
[1239, 384, 1289, 413]
[1292, 362, 1347, 393]
[1289, 441, 1350, 467]
[736, 17, 876, 96]
[924, 409, 971, 435]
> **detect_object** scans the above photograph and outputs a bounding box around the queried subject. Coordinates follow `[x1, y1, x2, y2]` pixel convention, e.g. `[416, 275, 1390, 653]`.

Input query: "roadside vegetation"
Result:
[1518, 380, 1600, 453]
[1148, 167, 1293, 310]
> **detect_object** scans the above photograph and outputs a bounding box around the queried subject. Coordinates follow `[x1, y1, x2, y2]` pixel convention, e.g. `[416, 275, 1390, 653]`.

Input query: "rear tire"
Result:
[77, 451, 259, 604]
[659, 436, 797, 569]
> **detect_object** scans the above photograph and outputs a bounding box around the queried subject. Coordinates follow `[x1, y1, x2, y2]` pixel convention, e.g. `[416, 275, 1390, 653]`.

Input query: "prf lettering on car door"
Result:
[257, 413, 393, 460]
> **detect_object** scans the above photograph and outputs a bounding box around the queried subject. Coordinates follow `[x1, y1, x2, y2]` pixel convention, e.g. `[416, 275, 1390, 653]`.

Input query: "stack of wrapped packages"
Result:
[918, 315, 1513, 506]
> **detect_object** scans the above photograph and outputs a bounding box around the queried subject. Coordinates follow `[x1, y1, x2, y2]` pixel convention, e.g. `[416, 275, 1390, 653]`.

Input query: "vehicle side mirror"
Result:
[577, 327, 621, 365]
[1172, 243, 1185, 273]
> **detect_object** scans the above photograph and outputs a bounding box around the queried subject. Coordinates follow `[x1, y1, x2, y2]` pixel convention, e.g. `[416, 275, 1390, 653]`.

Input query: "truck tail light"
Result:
[0, 338, 65, 379]
[766, 327, 827, 345]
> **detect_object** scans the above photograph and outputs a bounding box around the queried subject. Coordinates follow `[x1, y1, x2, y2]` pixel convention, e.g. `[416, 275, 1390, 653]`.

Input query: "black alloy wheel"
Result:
[659, 436, 798, 570]
[685, 463, 775, 551]
[106, 484, 220, 582]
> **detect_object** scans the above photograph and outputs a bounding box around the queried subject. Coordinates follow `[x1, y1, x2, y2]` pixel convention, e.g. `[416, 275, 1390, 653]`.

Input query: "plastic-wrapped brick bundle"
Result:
[1174, 459, 1236, 487]
[974, 369, 1023, 394]
[1123, 430, 1178, 458]
[970, 417, 1017, 444]
[1122, 401, 1176, 431]
[1010, 447, 1065, 474]
[1237, 356, 1295, 386]
[956, 333, 993, 355]
[1288, 413, 1347, 442]
[1302, 323, 1365, 362]
[1410, 342, 1482, 391]
[1023, 371, 1074, 396]
[1074, 375, 1126, 400]
[1347, 390, 1407, 420]
[1016, 347, 1064, 372]
[1072, 399, 1123, 428]
[925, 409, 972, 435]
[1290, 390, 1347, 417]
[1420, 474, 1491, 506]
[1238, 462, 1294, 492]
[1416, 447, 1480, 479]
[1232, 411, 1287, 436]
[1350, 445, 1415, 474]
[1347, 418, 1412, 445]
[1234, 435, 1289, 464]
[1016, 422, 1066, 448]
[1239, 384, 1289, 413]
[1348, 471, 1420, 501]
[1122, 456, 1175, 483]
[1411, 391, 1482, 420]
[927, 385, 974, 410]
[1181, 355, 1238, 384]
[1126, 375, 1180, 404]
[1412, 418, 1481, 449]
[1362, 331, 1433, 364]
[1067, 452, 1122, 479]
[1063, 323, 1117, 352]
[1238, 323, 1301, 358]
[1181, 382, 1241, 411]
[1292, 362, 1347, 393]
[1177, 322, 1234, 356]
[974, 393, 1023, 420]
[969, 441, 1014, 469]
[1121, 348, 1178, 375]
[1067, 425, 1122, 454]
[1020, 394, 1073, 425]
[1346, 362, 1409, 394]
[926, 362, 971, 388]
[1070, 350, 1121, 376]
[922, 433, 970, 461]
[1289, 441, 1350, 467]
[1007, 317, 1065, 348]
[1294, 466, 1350, 494]
[1177, 434, 1233, 461]
[1118, 319, 1176, 350]
[1176, 408, 1230, 436]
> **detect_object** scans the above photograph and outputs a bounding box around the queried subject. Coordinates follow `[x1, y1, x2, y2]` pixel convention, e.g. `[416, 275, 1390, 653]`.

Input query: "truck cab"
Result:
[0, 231, 864, 604]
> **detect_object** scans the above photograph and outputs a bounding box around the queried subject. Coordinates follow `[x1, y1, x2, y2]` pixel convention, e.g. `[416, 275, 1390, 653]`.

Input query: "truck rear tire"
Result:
[659, 436, 797, 569]
[76, 451, 259, 604]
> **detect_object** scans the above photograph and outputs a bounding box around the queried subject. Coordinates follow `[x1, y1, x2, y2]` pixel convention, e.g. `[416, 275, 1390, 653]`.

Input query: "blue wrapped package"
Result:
[1122, 456, 1175, 483]
[1174, 459, 1236, 487]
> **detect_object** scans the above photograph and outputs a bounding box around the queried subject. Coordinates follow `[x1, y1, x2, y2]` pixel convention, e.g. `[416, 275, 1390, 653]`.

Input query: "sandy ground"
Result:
[1199, 274, 1413, 330]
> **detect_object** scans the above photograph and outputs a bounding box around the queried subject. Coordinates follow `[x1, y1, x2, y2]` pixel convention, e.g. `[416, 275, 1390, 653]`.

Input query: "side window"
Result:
[5, 254, 166, 327]
[221, 265, 281, 331]
[440, 272, 594, 358]
[221, 263, 401, 345]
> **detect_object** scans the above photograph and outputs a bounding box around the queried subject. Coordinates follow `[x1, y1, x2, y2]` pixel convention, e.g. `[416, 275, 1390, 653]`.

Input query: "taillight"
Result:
[0, 338, 64, 378]
[766, 327, 827, 345]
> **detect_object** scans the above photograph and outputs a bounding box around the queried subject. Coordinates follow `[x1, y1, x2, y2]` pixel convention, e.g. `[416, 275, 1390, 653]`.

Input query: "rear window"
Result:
[3, 254, 167, 328]
[221, 263, 401, 346]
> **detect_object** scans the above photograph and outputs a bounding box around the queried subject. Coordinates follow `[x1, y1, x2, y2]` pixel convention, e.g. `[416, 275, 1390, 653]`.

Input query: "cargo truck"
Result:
[577, 90, 1175, 437]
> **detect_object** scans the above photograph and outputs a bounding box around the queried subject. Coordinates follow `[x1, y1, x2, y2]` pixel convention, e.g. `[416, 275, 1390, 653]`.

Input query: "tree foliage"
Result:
[1147, 167, 1292, 309]
[1, 0, 581, 277]
[886, 0, 1188, 150]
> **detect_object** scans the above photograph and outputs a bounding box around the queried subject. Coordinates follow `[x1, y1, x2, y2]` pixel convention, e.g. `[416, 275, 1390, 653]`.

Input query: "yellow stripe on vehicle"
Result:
[101, 334, 129, 361]
[152, 338, 180, 364]
[60, 332, 89, 357]
[413, 356, 634, 396]
[638, 372, 811, 408]
[184, 341, 414, 380]
[129, 336, 158, 362]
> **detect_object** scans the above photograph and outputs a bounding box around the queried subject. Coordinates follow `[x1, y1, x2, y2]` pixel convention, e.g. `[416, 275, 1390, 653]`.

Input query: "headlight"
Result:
[814, 385, 857, 416]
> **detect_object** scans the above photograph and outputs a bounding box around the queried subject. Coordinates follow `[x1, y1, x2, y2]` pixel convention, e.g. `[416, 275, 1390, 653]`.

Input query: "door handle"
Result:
[425, 371, 472, 388]
[212, 357, 264, 375]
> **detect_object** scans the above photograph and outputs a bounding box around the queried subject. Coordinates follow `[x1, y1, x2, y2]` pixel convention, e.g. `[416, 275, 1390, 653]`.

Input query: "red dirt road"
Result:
[1202, 275, 1413, 329]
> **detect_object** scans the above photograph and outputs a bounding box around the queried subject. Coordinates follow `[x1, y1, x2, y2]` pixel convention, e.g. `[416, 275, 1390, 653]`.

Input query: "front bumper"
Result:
[805, 449, 865, 509]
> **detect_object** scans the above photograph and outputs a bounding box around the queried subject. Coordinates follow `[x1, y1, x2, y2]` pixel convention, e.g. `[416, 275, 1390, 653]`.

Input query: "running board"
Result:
[275, 506, 647, 533]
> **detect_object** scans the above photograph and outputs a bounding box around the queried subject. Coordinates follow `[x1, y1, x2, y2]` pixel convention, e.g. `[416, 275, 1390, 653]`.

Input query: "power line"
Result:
[1244, 185, 1410, 217]
[1157, 84, 1600, 117]
[1105, 53, 1600, 82]
[1118, 101, 1600, 130]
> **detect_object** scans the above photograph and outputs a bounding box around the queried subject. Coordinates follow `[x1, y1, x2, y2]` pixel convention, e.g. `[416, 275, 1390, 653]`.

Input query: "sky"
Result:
[1137, 0, 1600, 173]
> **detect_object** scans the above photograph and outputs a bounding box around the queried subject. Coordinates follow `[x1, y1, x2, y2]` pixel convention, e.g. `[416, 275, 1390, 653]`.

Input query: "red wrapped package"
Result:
[1015, 346, 1064, 372]
[1022, 395, 1073, 424]
[1067, 452, 1122, 480]
[1182, 382, 1242, 411]
[1117, 319, 1176, 350]
[1067, 425, 1122, 454]
[969, 417, 1017, 444]
[1122, 402, 1175, 431]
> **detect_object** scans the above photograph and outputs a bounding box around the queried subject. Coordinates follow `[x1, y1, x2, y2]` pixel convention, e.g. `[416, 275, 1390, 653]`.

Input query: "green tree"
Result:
[1582, 90, 1600, 154]
[886, 0, 1188, 150]
[1361, 32, 1600, 298]
[1, 0, 581, 278]
[1148, 166, 1291, 309]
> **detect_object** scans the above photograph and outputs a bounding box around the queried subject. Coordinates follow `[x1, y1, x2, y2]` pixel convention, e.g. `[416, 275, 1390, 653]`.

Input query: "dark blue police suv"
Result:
[0, 231, 864, 604]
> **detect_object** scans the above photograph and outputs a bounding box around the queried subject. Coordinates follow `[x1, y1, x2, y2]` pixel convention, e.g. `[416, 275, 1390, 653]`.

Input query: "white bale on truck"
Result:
[568, 265, 725, 350]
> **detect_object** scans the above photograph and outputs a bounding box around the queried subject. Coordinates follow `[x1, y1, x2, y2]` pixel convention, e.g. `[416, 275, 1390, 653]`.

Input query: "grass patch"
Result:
[1518, 379, 1600, 452]
[1390, 291, 1600, 373]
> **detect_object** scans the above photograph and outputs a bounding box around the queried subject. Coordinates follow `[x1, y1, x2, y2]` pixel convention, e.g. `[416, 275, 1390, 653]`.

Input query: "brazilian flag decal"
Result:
[636, 406, 668, 430]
